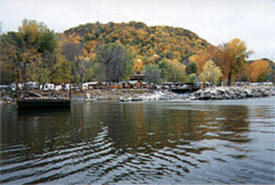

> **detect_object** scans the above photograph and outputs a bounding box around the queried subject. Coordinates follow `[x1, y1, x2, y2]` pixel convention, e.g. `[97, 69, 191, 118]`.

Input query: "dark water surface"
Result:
[1, 97, 275, 184]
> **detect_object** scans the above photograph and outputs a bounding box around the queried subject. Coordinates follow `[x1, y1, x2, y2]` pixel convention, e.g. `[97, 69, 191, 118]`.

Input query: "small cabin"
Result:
[86, 81, 101, 89]
[128, 80, 141, 89]
[119, 81, 128, 88]
[100, 82, 107, 89]
[130, 74, 145, 81]
[109, 82, 120, 89]
[141, 82, 147, 89]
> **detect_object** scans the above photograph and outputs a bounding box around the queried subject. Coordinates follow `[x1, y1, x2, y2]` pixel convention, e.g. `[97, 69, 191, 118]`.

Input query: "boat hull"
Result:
[17, 98, 71, 109]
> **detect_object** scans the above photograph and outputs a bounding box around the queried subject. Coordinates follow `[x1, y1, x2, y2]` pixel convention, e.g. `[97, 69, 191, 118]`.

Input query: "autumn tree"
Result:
[134, 56, 144, 73]
[64, 21, 211, 70]
[188, 45, 217, 71]
[95, 43, 134, 82]
[215, 38, 252, 85]
[244, 60, 271, 82]
[0, 19, 57, 84]
[160, 59, 187, 82]
[199, 59, 222, 85]
[0, 32, 20, 84]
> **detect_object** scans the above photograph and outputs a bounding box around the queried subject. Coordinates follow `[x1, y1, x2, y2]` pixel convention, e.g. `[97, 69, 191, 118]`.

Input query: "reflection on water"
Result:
[1, 97, 275, 184]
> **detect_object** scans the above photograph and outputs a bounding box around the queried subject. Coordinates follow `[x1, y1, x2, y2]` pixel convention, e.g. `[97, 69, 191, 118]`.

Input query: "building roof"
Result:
[85, 81, 99, 85]
[128, 80, 139, 84]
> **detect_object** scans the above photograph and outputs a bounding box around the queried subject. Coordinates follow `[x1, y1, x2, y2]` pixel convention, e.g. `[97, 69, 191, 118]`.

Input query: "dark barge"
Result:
[17, 98, 71, 109]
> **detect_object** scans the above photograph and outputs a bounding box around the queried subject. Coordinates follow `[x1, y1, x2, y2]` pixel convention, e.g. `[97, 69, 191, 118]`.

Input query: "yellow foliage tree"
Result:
[199, 60, 222, 85]
[216, 38, 252, 85]
[162, 59, 187, 82]
[188, 46, 217, 73]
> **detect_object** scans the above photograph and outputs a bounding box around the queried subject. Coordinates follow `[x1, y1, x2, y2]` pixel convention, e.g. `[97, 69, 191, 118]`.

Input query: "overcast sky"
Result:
[0, 0, 274, 60]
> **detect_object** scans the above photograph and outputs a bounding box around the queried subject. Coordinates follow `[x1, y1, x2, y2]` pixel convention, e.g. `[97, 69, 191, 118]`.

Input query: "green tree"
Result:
[159, 58, 187, 82]
[186, 62, 197, 74]
[92, 62, 106, 81]
[188, 73, 197, 83]
[81, 60, 94, 82]
[199, 60, 222, 85]
[121, 44, 135, 80]
[165, 62, 187, 82]
[144, 64, 162, 84]
[158, 58, 168, 78]
[51, 54, 72, 83]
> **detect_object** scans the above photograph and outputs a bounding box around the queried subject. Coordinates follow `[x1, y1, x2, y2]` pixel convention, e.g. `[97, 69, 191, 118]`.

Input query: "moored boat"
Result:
[17, 97, 71, 109]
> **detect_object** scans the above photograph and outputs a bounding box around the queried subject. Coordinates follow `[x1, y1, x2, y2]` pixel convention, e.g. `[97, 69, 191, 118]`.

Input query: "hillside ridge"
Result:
[63, 21, 213, 64]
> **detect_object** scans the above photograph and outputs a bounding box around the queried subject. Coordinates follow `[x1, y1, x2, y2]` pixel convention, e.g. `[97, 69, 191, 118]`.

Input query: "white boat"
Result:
[120, 97, 132, 102]
[131, 97, 143, 101]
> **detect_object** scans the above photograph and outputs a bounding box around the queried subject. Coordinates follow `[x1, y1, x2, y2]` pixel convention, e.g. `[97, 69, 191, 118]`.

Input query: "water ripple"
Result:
[1, 98, 275, 184]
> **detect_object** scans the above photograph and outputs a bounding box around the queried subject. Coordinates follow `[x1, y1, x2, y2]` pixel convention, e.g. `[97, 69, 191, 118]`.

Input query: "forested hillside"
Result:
[63, 21, 212, 65]
[1, 19, 272, 85]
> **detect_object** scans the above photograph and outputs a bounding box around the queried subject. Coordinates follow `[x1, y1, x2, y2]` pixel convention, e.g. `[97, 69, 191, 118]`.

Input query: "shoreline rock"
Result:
[190, 86, 273, 100]
[84, 89, 180, 102]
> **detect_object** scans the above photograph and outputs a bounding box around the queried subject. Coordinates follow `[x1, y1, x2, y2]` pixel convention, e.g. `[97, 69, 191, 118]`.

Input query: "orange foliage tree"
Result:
[244, 60, 271, 82]
[215, 38, 252, 85]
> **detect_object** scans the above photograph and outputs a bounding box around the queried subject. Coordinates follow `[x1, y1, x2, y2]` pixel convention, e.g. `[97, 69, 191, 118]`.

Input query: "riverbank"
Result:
[71, 85, 275, 102]
[0, 89, 180, 104]
[1, 85, 274, 104]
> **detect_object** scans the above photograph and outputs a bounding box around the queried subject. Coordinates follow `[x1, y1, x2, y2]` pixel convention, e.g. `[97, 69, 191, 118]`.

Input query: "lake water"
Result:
[1, 97, 275, 184]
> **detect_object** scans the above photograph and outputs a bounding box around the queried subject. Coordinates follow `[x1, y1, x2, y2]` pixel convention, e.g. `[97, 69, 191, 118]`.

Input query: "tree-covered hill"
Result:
[1, 19, 264, 84]
[63, 21, 212, 65]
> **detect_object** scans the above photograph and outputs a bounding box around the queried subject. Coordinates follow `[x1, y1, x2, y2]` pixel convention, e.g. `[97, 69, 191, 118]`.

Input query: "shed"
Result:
[130, 74, 145, 81]
[128, 80, 141, 89]
[119, 81, 128, 88]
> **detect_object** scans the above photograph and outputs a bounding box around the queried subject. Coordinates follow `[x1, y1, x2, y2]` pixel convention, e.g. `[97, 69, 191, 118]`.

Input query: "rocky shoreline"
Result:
[190, 86, 274, 100]
[0, 86, 274, 104]
[78, 86, 275, 102]
[83, 89, 179, 102]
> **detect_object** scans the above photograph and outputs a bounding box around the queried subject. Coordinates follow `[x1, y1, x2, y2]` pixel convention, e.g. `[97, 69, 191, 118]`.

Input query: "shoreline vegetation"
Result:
[1, 20, 274, 105]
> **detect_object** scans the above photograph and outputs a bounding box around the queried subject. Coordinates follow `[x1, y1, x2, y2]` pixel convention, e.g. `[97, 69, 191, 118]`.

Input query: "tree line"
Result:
[0, 19, 273, 86]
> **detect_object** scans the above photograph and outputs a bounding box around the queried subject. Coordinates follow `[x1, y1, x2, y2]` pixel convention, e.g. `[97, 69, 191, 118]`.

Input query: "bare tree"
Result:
[61, 42, 83, 82]
[96, 43, 132, 82]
